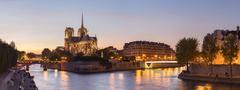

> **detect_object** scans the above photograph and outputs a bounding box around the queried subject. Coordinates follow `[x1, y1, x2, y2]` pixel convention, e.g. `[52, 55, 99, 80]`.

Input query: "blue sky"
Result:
[0, 0, 240, 53]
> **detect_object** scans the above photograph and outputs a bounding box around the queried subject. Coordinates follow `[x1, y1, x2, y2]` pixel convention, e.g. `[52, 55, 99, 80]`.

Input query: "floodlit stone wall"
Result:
[189, 64, 240, 76]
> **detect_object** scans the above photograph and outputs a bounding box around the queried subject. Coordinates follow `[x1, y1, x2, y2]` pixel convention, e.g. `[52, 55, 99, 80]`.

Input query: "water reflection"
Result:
[43, 71, 48, 81]
[109, 73, 115, 90]
[29, 64, 240, 90]
[196, 84, 212, 90]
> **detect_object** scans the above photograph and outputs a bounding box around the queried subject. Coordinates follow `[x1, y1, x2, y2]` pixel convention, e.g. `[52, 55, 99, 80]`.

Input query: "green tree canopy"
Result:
[176, 37, 199, 71]
[202, 34, 219, 64]
[26, 52, 36, 59]
[222, 34, 239, 64]
[18, 51, 26, 61]
[41, 48, 51, 60]
[202, 34, 219, 75]
[221, 34, 239, 78]
[0, 40, 18, 73]
[48, 51, 61, 61]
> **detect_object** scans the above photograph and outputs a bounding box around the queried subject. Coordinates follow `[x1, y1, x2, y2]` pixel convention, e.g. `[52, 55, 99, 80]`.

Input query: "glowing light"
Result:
[195, 84, 212, 90]
[43, 71, 48, 81]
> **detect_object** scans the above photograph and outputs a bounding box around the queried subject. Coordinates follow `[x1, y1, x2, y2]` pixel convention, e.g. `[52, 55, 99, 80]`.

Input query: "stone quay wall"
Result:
[151, 63, 182, 68]
[60, 61, 141, 73]
[189, 64, 240, 76]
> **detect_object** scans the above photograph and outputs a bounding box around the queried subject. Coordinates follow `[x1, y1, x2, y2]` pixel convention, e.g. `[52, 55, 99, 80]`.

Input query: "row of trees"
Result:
[18, 51, 38, 61]
[41, 47, 72, 61]
[176, 34, 238, 78]
[41, 46, 119, 62]
[0, 40, 18, 74]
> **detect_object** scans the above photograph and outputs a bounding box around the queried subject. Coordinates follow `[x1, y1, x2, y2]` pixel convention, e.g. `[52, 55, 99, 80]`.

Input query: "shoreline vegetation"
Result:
[176, 27, 240, 84]
[49, 56, 182, 74]
[0, 39, 37, 90]
[0, 40, 18, 74]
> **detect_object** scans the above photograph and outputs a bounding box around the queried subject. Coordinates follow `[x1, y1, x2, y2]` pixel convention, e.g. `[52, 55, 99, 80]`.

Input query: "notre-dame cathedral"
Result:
[64, 14, 98, 56]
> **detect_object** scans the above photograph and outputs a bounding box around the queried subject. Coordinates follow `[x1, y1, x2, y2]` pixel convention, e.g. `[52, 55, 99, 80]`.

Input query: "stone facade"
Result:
[122, 41, 175, 61]
[189, 64, 240, 76]
[64, 15, 97, 56]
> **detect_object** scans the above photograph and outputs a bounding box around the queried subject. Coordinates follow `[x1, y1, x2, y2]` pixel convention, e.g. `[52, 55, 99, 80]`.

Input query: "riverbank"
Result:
[178, 64, 240, 84]
[52, 61, 182, 74]
[178, 71, 240, 84]
[0, 69, 38, 90]
[59, 61, 141, 74]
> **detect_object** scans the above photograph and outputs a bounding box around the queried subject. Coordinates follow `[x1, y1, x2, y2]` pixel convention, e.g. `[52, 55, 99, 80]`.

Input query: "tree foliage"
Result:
[0, 40, 18, 73]
[18, 51, 26, 61]
[222, 34, 239, 64]
[54, 47, 72, 61]
[48, 51, 61, 61]
[95, 46, 119, 60]
[221, 34, 239, 78]
[41, 48, 51, 60]
[176, 38, 199, 71]
[26, 52, 36, 59]
[202, 34, 219, 64]
[202, 34, 219, 75]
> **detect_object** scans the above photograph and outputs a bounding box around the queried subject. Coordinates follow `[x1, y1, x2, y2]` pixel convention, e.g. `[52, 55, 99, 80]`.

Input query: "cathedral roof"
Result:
[67, 36, 97, 43]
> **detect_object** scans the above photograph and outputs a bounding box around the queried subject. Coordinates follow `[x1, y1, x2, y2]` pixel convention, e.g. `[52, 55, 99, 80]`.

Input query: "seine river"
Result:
[29, 64, 240, 90]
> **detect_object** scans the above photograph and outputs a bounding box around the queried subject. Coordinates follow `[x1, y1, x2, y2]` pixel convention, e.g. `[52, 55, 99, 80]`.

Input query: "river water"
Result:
[29, 64, 240, 90]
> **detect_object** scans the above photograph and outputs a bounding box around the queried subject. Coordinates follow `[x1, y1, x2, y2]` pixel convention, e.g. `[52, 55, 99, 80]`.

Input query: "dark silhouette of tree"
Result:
[26, 52, 36, 59]
[202, 34, 219, 75]
[95, 46, 119, 60]
[54, 47, 73, 61]
[176, 38, 199, 72]
[18, 51, 26, 61]
[222, 34, 238, 78]
[48, 51, 61, 61]
[41, 48, 51, 60]
[0, 40, 18, 74]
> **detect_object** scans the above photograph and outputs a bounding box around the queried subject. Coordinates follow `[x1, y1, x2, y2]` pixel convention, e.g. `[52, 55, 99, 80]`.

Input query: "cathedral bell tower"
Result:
[65, 27, 74, 39]
[64, 27, 74, 51]
[78, 13, 88, 37]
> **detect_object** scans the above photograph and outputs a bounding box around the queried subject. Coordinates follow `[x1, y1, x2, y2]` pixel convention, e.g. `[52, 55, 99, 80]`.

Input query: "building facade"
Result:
[122, 41, 175, 61]
[209, 26, 240, 64]
[64, 15, 97, 56]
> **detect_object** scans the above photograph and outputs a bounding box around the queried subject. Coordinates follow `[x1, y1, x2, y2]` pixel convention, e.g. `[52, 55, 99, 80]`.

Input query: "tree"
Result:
[18, 51, 26, 61]
[26, 52, 36, 59]
[10, 41, 15, 49]
[41, 48, 51, 60]
[0, 40, 18, 73]
[222, 34, 239, 78]
[48, 51, 61, 61]
[95, 46, 119, 60]
[202, 34, 219, 75]
[176, 38, 199, 72]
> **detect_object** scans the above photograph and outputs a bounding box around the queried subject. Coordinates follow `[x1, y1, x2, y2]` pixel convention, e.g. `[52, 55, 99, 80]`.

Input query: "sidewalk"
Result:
[0, 71, 16, 90]
[0, 69, 38, 90]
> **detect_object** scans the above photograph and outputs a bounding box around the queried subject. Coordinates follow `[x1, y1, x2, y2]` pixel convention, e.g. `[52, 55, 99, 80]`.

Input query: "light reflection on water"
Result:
[29, 64, 240, 90]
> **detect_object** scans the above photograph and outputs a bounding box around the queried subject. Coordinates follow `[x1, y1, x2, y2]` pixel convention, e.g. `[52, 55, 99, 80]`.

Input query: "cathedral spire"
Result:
[81, 12, 84, 28]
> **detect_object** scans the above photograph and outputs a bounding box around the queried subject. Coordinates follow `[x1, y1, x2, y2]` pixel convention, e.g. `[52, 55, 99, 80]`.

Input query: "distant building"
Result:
[64, 14, 98, 56]
[209, 26, 240, 64]
[122, 41, 175, 61]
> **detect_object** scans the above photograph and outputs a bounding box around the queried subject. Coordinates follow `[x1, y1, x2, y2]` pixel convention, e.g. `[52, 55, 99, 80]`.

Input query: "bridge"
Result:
[142, 60, 181, 68]
[17, 60, 63, 71]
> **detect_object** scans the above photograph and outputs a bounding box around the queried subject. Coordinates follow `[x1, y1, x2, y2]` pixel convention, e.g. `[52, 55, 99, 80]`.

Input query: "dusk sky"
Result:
[0, 0, 240, 53]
